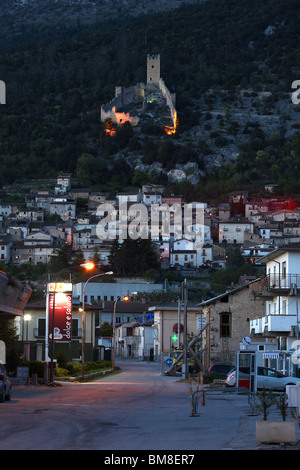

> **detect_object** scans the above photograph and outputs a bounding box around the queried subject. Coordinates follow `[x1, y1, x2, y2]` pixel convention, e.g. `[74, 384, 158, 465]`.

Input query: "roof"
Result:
[25, 298, 101, 310]
[197, 278, 261, 307]
[258, 242, 300, 263]
[148, 302, 200, 312]
[102, 301, 155, 313]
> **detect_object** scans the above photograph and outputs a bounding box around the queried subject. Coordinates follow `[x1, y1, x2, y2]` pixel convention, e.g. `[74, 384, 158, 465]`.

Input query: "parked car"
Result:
[226, 366, 300, 391]
[208, 364, 233, 377]
[0, 364, 12, 402]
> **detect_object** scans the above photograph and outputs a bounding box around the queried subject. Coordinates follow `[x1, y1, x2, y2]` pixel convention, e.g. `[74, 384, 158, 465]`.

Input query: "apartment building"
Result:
[249, 243, 300, 374]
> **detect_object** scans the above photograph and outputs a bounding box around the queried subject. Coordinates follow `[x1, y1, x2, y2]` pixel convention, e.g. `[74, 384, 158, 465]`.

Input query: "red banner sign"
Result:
[48, 292, 72, 342]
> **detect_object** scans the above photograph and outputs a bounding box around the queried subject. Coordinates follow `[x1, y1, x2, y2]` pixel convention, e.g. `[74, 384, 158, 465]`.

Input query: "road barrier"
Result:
[188, 373, 249, 417]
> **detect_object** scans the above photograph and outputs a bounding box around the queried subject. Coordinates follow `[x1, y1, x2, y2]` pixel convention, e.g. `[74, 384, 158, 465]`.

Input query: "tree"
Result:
[108, 238, 159, 275]
[99, 321, 113, 337]
[0, 320, 19, 345]
[255, 388, 277, 421]
[76, 153, 109, 186]
[48, 245, 75, 274]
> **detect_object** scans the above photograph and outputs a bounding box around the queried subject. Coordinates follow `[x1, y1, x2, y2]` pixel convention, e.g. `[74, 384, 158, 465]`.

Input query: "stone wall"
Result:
[158, 78, 176, 126]
[100, 84, 144, 125]
[202, 282, 264, 367]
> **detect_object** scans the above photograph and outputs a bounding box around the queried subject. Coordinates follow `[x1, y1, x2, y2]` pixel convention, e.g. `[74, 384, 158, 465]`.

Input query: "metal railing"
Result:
[250, 274, 300, 296]
[267, 274, 300, 290]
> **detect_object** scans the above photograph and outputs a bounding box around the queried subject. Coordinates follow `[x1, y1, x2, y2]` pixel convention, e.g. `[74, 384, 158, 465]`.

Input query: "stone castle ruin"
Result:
[101, 55, 177, 134]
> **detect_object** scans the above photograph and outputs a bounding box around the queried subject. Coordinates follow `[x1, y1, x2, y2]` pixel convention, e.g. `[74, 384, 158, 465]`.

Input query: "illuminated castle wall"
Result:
[101, 55, 177, 132]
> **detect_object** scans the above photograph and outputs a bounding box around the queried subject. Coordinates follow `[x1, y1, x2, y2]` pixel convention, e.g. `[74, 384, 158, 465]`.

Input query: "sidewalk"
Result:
[187, 387, 300, 450]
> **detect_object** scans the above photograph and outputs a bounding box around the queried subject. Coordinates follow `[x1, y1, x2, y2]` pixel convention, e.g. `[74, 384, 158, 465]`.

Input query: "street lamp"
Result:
[49, 262, 96, 384]
[81, 271, 113, 379]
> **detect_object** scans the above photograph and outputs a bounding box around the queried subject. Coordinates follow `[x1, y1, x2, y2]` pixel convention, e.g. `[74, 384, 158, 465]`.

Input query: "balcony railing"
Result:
[250, 274, 300, 297]
[267, 274, 300, 290]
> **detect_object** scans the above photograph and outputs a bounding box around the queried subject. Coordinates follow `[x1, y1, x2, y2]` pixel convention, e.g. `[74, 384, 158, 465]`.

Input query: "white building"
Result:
[219, 220, 254, 244]
[170, 238, 213, 268]
[73, 281, 164, 306]
[115, 319, 154, 360]
[49, 197, 76, 221]
[249, 244, 300, 374]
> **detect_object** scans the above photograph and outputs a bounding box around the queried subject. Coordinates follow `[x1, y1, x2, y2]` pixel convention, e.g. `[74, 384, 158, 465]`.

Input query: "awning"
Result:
[263, 352, 280, 359]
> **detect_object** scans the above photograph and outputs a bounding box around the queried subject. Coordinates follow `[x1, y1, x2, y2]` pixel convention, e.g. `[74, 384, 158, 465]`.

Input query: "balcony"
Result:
[250, 274, 300, 298]
[250, 314, 298, 336]
[267, 274, 300, 294]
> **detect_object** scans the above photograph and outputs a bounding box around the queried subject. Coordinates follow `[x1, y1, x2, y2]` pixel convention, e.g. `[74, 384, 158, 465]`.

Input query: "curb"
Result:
[55, 368, 114, 382]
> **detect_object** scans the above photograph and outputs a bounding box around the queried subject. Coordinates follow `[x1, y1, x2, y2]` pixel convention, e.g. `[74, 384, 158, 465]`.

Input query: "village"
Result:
[0, 171, 299, 382]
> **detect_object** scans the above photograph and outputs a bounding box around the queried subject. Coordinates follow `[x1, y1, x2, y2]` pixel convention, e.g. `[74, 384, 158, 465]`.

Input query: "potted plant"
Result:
[255, 389, 296, 445]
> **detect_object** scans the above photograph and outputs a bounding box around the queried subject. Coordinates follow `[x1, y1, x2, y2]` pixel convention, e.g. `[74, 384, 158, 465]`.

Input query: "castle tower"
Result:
[147, 54, 160, 84]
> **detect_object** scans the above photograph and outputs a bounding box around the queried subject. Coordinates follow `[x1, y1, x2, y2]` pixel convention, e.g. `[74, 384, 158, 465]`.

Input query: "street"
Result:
[0, 360, 297, 452]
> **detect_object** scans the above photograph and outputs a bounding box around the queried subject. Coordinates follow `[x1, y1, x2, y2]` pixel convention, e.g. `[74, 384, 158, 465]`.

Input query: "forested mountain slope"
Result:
[0, 0, 299, 201]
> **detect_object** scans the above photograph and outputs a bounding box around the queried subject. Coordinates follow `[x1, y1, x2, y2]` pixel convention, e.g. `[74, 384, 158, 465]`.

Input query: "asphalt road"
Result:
[1, 360, 299, 453]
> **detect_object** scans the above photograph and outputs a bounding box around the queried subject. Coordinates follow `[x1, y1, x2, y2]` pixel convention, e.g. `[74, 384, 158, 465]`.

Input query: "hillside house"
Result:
[49, 197, 76, 221]
[55, 174, 71, 195]
[0, 235, 12, 263]
[219, 219, 254, 244]
[11, 232, 57, 265]
[170, 239, 213, 267]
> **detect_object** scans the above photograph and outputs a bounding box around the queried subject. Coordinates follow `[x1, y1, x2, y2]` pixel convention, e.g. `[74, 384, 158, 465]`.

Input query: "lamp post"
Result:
[81, 271, 113, 379]
[49, 262, 96, 384]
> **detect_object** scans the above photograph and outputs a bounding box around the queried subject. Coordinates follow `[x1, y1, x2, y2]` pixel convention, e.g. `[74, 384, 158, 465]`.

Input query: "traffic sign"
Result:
[166, 357, 173, 366]
[242, 336, 252, 346]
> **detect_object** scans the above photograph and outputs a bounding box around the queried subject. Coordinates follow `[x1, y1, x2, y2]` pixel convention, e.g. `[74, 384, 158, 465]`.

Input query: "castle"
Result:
[101, 55, 177, 134]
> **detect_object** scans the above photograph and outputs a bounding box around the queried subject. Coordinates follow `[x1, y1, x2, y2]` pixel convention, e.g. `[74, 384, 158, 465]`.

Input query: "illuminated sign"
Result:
[48, 283, 73, 342]
[48, 282, 72, 293]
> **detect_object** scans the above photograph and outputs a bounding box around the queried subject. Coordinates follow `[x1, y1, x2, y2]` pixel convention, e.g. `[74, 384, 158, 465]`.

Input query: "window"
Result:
[282, 261, 286, 280]
[220, 312, 231, 337]
[72, 319, 79, 337]
[37, 318, 46, 337]
[282, 300, 287, 315]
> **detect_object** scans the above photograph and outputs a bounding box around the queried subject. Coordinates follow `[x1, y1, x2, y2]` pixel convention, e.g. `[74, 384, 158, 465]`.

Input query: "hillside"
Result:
[0, 0, 299, 200]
